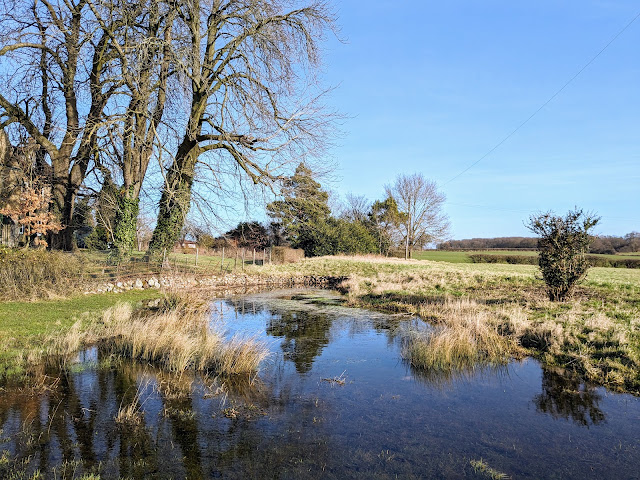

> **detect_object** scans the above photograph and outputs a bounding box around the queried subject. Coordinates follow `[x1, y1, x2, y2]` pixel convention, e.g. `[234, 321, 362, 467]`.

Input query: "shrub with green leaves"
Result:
[527, 209, 599, 301]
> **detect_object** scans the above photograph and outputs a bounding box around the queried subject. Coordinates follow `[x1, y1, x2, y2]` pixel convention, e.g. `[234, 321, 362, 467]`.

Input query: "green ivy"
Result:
[110, 187, 139, 264]
[146, 178, 191, 263]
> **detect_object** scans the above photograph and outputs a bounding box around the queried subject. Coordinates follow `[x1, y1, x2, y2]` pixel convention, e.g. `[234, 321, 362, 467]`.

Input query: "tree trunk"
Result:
[49, 178, 77, 251]
[111, 187, 140, 261]
[146, 141, 197, 262]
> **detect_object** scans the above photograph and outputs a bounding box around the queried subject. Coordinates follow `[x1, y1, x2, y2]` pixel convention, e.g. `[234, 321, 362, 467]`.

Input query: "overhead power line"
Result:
[443, 10, 640, 186]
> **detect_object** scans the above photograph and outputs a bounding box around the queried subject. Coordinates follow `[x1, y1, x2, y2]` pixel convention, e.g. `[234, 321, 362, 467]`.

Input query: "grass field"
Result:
[411, 250, 640, 263]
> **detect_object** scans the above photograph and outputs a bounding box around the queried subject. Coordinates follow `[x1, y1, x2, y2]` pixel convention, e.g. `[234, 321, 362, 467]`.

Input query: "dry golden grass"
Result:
[0, 248, 88, 300]
[404, 299, 513, 371]
[42, 292, 269, 377]
[95, 294, 269, 375]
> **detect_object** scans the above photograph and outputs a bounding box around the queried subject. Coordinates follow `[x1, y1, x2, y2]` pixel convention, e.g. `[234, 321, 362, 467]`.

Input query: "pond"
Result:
[1, 289, 639, 479]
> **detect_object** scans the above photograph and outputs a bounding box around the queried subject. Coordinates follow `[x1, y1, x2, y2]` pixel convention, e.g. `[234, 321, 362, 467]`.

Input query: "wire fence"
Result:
[79, 246, 305, 283]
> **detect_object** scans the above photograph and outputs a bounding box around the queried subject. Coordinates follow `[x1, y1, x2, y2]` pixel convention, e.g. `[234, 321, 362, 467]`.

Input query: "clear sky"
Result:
[318, 0, 640, 239]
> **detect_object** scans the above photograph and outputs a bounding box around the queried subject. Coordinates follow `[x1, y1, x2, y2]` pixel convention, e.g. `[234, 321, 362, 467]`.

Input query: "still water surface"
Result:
[1, 289, 639, 479]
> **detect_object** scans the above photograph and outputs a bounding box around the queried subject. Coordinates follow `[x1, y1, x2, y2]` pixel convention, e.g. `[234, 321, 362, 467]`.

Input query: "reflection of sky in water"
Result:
[1, 289, 639, 479]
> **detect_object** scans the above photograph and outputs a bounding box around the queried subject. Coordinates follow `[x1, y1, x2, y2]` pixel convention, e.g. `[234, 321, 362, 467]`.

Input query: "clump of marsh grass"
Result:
[403, 298, 513, 372]
[470, 458, 510, 479]
[45, 320, 86, 363]
[321, 370, 347, 386]
[115, 379, 152, 429]
[97, 293, 269, 375]
[115, 401, 145, 429]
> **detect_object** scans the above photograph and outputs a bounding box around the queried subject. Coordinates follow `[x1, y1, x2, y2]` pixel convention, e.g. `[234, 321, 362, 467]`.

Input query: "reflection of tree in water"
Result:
[110, 364, 159, 478]
[0, 350, 336, 479]
[534, 367, 605, 426]
[266, 309, 333, 374]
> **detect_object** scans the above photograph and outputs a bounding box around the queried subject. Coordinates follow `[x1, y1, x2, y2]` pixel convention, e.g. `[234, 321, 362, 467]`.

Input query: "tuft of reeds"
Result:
[402, 298, 513, 372]
[470, 458, 510, 479]
[96, 293, 269, 375]
[114, 379, 152, 429]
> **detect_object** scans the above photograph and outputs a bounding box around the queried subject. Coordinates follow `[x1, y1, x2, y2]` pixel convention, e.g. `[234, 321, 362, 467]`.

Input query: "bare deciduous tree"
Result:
[145, 0, 337, 260]
[87, 0, 176, 256]
[386, 173, 450, 259]
[0, 0, 125, 249]
[340, 193, 370, 223]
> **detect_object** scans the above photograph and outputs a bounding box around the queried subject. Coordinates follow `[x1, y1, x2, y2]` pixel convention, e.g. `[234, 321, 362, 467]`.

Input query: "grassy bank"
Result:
[0, 247, 264, 302]
[0, 290, 163, 380]
[0, 290, 267, 381]
[263, 256, 640, 393]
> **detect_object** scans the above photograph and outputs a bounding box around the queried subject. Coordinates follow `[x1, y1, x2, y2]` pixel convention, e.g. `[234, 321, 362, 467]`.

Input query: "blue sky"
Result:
[318, 0, 640, 239]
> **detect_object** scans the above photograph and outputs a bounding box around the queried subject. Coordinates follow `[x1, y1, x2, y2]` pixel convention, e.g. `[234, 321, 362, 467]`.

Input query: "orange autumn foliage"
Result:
[0, 181, 62, 247]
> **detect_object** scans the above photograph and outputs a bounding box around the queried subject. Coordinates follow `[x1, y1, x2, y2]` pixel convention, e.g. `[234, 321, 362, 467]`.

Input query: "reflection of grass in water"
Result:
[115, 380, 150, 429]
[408, 359, 510, 390]
[470, 458, 510, 479]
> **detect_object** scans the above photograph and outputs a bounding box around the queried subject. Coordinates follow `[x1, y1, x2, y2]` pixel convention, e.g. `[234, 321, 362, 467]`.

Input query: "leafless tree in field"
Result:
[145, 0, 338, 260]
[386, 173, 450, 259]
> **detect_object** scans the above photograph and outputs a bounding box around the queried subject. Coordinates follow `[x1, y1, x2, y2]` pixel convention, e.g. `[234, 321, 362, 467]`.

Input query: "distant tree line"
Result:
[589, 233, 640, 254]
[438, 233, 640, 254]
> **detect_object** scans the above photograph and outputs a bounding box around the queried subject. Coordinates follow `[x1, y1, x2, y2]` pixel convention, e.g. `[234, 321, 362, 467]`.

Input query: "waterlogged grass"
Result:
[0, 290, 162, 381]
[263, 256, 640, 393]
[470, 459, 510, 480]
[93, 298, 268, 375]
[1, 288, 268, 382]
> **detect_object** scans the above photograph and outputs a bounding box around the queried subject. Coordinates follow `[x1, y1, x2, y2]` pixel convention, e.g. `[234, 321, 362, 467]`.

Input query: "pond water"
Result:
[1, 289, 639, 479]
